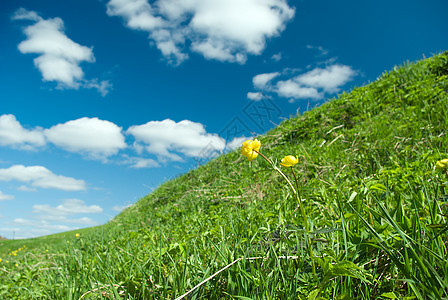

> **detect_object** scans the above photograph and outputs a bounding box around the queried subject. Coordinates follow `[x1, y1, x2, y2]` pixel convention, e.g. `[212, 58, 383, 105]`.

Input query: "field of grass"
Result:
[1, 52, 448, 299]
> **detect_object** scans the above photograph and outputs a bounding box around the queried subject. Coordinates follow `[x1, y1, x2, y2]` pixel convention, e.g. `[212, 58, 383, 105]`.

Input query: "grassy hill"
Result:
[1, 52, 448, 299]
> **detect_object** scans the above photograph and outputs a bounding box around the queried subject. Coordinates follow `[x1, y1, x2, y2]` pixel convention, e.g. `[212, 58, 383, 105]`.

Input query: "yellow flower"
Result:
[436, 159, 448, 170]
[280, 155, 298, 167]
[241, 139, 261, 161]
[75, 233, 80, 238]
[0, 258, 2, 263]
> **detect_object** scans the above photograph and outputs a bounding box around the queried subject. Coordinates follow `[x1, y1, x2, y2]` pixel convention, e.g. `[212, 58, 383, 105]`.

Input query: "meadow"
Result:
[1, 52, 447, 299]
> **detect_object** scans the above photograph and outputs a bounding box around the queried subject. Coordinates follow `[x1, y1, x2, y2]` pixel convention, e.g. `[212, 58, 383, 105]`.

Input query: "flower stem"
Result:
[255, 150, 316, 276]
[255, 151, 297, 195]
[290, 168, 308, 229]
[290, 167, 315, 276]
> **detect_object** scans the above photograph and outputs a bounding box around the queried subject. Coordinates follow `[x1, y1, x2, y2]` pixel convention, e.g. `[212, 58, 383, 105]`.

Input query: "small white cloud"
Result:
[83, 80, 113, 97]
[112, 204, 132, 212]
[191, 39, 246, 63]
[17, 185, 37, 192]
[45, 117, 127, 160]
[106, 0, 295, 65]
[271, 52, 282, 61]
[11, 218, 74, 232]
[13, 8, 111, 95]
[106, 0, 164, 31]
[253, 72, 280, 89]
[276, 80, 322, 99]
[125, 157, 160, 169]
[250, 63, 357, 101]
[5, 199, 101, 238]
[225, 136, 248, 151]
[295, 64, 356, 93]
[247, 92, 264, 101]
[0, 191, 14, 201]
[33, 199, 103, 216]
[127, 119, 226, 161]
[306, 45, 329, 56]
[0, 165, 86, 191]
[0, 114, 45, 150]
[12, 8, 42, 21]
[11, 218, 36, 226]
[35, 214, 97, 225]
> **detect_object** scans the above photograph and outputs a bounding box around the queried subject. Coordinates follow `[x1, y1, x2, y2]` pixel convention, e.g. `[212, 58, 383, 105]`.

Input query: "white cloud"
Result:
[33, 199, 103, 215]
[124, 156, 160, 168]
[0, 191, 14, 201]
[0, 115, 125, 160]
[127, 119, 225, 161]
[35, 215, 97, 225]
[12, 8, 41, 21]
[13, 8, 111, 95]
[17, 185, 37, 192]
[45, 117, 127, 160]
[295, 64, 356, 93]
[11, 218, 74, 232]
[271, 52, 282, 61]
[0, 114, 45, 150]
[253, 72, 280, 89]
[106, 0, 295, 64]
[4, 199, 101, 238]
[83, 80, 113, 97]
[112, 204, 132, 212]
[276, 80, 322, 99]
[306, 45, 329, 56]
[0, 165, 86, 191]
[247, 92, 264, 101]
[191, 39, 246, 63]
[251, 63, 357, 101]
[225, 136, 248, 151]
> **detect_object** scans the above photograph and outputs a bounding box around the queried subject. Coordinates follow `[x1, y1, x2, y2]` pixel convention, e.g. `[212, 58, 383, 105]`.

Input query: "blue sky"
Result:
[0, 0, 447, 239]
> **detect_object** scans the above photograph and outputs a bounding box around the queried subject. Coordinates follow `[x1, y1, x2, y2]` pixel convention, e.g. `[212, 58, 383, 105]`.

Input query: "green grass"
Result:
[1, 51, 448, 299]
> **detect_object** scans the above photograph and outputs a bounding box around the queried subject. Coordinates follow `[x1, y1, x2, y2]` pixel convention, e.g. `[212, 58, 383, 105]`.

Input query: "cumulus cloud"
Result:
[247, 92, 264, 101]
[112, 204, 132, 212]
[0, 115, 126, 160]
[0, 114, 45, 150]
[253, 72, 281, 89]
[225, 136, 249, 151]
[45, 117, 127, 160]
[106, 0, 295, 64]
[33, 198, 103, 215]
[0, 191, 14, 201]
[124, 156, 160, 168]
[295, 64, 356, 93]
[0, 165, 86, 191]
[127, 119, 226, 161]
[249, 63, 357, 101]
[13, 8, 111, 95]
[276, 80, 322, 99]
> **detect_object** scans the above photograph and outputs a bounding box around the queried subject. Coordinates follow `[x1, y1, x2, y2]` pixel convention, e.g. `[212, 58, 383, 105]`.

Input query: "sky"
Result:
[0, 0, 447, 239]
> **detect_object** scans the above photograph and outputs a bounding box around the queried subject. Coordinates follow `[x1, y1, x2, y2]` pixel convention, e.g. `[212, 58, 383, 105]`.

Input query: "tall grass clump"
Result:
[1, 51, 448, 299]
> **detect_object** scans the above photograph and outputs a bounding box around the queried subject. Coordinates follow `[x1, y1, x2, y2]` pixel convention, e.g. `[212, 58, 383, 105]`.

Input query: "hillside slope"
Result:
[1, 52, 448, 299]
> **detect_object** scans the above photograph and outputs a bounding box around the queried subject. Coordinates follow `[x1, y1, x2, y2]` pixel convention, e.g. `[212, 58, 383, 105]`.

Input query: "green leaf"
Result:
[380, 292, 398, 299]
